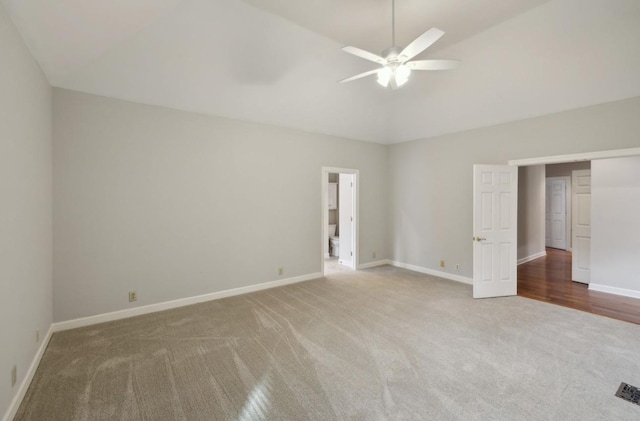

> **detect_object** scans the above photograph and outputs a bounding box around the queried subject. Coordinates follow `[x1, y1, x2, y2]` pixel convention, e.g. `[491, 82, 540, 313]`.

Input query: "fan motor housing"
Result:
[382, 46, 403, 63]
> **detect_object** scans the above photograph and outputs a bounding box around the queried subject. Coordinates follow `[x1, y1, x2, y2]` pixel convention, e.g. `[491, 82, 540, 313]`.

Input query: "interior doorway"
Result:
[321, 167, 358, 275]
[542, 163, 591, 284]
[496, 148, 640, 306]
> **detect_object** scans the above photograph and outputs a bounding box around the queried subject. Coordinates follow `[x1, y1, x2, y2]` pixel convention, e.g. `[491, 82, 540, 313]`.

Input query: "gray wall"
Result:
[591, 156, 640, 292]
[53, 89, 389, 322]
[0, 4, 52, 417]
[389, 96, 640, 279]
[517, 165, 546, 261]
[546, 161, 591, 177]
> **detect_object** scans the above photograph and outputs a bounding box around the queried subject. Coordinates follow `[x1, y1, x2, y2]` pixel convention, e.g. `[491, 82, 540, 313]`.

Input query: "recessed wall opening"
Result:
[518, 161, 592, 281]
[509, 147, 640, 324]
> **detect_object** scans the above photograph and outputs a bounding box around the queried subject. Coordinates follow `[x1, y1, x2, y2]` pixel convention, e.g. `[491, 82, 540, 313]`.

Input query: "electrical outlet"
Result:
[440, 260, 445, 268]
[455, 264, 460, 271]
[11, 365, 17, 388]
[373, 251, 377, 259]
[36, 329, 40, 343]
[128, 291, 137, 302]
[278, 267, 284, 276]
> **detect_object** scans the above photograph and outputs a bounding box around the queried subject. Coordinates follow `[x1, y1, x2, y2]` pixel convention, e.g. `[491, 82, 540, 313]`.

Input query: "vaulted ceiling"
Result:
[3, 0, 640, 143]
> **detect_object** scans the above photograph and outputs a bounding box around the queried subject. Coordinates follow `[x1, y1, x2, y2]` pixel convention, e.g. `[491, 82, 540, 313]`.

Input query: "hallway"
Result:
[518, 248, 640, 325]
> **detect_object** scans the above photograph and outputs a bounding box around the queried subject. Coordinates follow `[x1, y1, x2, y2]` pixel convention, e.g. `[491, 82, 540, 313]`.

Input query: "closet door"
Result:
[572, 170, 591, 284]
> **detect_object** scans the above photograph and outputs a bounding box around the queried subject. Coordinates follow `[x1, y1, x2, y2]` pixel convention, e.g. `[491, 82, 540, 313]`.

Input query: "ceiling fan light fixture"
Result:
[340, 0, 458, 88]
[377, 67, 392, 87]
[395, 64, 411, 87]
[376, 65, 411, 88]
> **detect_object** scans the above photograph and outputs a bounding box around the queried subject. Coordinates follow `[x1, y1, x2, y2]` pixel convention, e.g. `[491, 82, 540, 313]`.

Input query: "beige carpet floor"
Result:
[15, 265, 640, 420]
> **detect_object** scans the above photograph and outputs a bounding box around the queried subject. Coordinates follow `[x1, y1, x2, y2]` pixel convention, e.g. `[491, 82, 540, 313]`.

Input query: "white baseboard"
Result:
[2, 324, 54, 421]
[53, 272, 322, 332]
[588, 283, 640, 300]
[517, 251, 547, 265]
[389, 260, 473, 285]
[358, 259, 392, 269]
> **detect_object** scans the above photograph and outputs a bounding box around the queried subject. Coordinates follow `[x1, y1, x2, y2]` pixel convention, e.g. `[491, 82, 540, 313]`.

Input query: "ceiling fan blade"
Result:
[399, 28, 444, 62]
[406, 59, 460, 71]
[342, 46, 386, 64]
[339, 69, 380, 83]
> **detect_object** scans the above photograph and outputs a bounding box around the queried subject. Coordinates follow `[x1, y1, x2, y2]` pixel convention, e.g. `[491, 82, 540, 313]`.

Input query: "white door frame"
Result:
[508, 147, 640, 166]
[503, 147, 640, 294]
[321, 167, 359, 274]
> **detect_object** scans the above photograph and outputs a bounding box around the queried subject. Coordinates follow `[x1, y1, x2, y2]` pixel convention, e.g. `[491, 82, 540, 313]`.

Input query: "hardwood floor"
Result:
[518, 247, 640, 325]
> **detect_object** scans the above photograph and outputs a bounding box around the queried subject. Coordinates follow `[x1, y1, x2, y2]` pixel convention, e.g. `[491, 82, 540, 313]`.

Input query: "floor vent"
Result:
[616, 382, 640, 406]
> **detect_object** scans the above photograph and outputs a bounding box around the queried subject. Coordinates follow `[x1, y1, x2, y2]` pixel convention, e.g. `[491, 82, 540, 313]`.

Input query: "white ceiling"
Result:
[3, 0, 640, 144]
[244, 0, 553, 55]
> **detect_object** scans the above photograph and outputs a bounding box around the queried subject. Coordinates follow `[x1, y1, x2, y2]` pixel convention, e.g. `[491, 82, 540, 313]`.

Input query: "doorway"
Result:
[542, 162, 592, 284]
[475, 147, 640, 302]
[321, 167, 358, 275]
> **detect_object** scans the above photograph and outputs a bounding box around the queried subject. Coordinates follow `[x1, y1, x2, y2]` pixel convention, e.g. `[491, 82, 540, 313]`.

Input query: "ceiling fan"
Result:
[339, 0, 460, 89]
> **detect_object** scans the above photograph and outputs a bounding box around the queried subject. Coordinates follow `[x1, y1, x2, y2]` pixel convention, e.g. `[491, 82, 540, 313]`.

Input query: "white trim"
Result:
[358, 259, 392, 269]
[2, 324, 54, 421]
[53, 272, 322, 332]
[517, 251, 547, 265]
[508, 147, 640, 167]
[588, 283, 640, 300]
[389, 260, 473, 285]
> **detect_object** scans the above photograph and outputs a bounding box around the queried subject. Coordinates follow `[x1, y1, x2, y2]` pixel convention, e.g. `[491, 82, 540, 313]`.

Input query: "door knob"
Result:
[473, 236, 487, 242]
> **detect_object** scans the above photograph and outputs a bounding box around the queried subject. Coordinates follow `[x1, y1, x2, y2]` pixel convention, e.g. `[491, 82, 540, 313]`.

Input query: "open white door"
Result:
[338, 173, 354, 268]
[473, 165, 518, 298]
[545, 180, 552, 246]
[572, 169, 591, 283]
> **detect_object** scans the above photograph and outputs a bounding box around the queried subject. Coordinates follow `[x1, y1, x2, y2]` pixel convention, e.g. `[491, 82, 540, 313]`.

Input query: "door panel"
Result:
[572, 170, 591, 283]
[338, 174, 354, 267]
[545, 180, 552, 246]
[499, 243, 511, 280]
[546, 178, 567, 249]
[473, 165, 518, 298]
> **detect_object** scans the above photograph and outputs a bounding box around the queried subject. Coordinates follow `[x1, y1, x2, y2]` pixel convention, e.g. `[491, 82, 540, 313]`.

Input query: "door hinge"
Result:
[350, 182, 353, 187]
[350, 251, 353, 256]
[350, 216, 353, 221]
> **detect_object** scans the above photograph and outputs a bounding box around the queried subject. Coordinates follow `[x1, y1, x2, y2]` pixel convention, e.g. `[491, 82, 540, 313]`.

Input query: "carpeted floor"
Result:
[15, 265, 640, 420]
